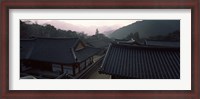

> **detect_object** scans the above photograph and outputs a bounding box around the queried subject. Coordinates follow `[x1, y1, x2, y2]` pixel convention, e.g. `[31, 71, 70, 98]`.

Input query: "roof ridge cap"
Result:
[111, 42, 179, 49]
[71, 48, 77, 62]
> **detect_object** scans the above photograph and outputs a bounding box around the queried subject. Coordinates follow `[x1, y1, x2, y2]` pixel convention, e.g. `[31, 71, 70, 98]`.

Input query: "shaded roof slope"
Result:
[21, 38, 99, 64]
[29, 38, 78, 64]
[145, 40, 180, 47]
[86, 39, 110, 49]
[75, 47, 100, 62]
[20, 39, 36, 60]
[99, 43, 180, 79]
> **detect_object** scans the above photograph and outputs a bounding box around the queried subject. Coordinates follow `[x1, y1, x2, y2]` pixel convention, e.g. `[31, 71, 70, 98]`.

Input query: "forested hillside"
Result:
[109, 20, 180, 41]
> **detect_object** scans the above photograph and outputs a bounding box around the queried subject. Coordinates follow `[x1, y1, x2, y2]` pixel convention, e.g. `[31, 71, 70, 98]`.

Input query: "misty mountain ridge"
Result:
[37, 20, 119, 35]
[102, 30, 116, 36]
[109, 20, 180, 39]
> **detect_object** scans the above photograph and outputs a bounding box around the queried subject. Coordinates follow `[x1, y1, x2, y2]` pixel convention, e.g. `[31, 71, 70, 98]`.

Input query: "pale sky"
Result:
[58, 20, 135, 27]
[26, 20, 140, 35]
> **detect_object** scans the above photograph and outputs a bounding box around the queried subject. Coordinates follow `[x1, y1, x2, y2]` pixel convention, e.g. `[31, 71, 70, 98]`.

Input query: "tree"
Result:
[125, 32, 140, 41]
[95, 28, 99, 35]
[20, 20, 90, 39]
[20, 20, 28, 38]
[133, 32, 140, 41]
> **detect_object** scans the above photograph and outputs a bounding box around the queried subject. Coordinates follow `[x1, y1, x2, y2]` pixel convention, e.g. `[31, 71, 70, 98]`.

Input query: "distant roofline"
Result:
[111, 42, 180, 50]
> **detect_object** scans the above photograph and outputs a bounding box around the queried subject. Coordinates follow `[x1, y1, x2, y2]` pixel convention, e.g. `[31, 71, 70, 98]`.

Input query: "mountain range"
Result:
[108, 20, 180, 39]
[35, 20, 120, 35]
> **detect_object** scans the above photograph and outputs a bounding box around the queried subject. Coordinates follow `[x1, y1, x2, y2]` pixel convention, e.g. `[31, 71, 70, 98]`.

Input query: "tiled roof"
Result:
[86, 40, 110, 49]
[75, 47, 100, 63]
[20, 38, 99, 64]
[99, 43, 180, 79]
[114, 38, 144, 46]
[20, 39, 36, 60]
[145, 40, 180, 47]
[29, 38, 78, 64]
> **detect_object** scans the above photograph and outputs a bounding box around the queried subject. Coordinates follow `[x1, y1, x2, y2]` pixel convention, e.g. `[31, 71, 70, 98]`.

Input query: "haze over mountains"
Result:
[30, 20, 134, 35]
[46, 20, 120, 35]
[109, 20, 180, 39]
[25, 20, 180, 41]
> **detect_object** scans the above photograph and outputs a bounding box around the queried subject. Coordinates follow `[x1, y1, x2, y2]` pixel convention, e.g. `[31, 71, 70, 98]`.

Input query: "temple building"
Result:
[20, 38, 100, 79]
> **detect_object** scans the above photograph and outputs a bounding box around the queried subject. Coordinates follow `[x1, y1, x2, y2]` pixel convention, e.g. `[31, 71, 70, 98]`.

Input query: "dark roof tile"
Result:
[146, 40, 180, 47]
[75, 47, 100, 62]
[99, 43, 180, 79]
[20, 39, 36, 59]
[86, 40, 110, 48]
[20, 38, 99, 64]
[29, 38, 78, 64]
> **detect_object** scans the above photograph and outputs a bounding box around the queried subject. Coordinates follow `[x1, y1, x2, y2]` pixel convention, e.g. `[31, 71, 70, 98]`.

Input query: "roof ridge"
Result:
[71, 48, 77, 62]
[99, 43, 112, 72]
[111, 42, 179, 50]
